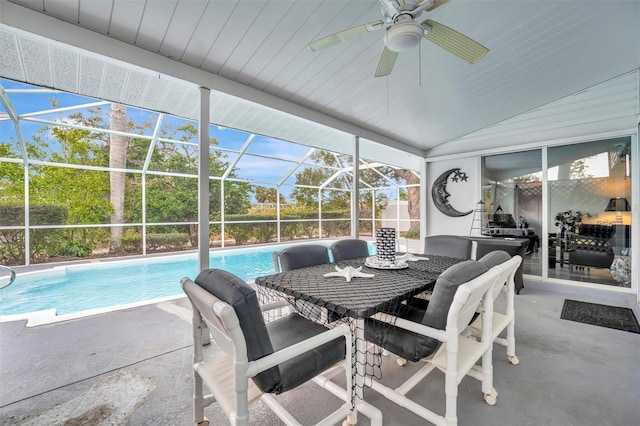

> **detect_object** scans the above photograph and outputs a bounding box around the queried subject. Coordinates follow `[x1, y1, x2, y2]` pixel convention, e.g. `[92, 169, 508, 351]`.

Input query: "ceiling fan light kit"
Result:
[384, 21, 424, 52]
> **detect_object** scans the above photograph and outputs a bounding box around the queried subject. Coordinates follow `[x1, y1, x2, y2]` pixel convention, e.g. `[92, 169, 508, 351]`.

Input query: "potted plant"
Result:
[554, 210, 583, 236]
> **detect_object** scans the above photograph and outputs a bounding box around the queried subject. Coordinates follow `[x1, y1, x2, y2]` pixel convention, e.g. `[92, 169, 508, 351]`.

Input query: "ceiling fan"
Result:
[308, 0, 488, 77]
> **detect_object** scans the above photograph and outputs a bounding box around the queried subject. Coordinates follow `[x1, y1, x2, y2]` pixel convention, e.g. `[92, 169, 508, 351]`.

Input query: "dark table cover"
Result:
[255, 255, 463, 319]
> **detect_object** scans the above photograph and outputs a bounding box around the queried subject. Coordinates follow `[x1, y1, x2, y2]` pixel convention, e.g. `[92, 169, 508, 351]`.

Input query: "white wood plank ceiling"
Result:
[0, 0, 638, 164]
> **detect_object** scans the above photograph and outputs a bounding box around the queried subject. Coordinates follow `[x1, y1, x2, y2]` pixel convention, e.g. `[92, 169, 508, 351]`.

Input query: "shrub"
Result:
[0, 202, 68, 264]
[122, 230, 142, 252]
[404, 229, 420, 239]
[147, 233, 190, 251]
[58, 240, 93, 257]
[225, 214, 279, 244]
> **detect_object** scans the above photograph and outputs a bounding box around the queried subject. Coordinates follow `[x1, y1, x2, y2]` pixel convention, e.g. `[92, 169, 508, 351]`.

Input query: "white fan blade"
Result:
[374, 45, 399, 77]
[308, 20, 385, 52]
[423, 0, 450, 12]
[422, 19, 488, 63]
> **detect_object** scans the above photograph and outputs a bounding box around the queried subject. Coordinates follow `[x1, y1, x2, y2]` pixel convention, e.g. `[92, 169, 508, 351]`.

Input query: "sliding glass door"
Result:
[482, 150, 542, 276]
[483, 137, 633, 289]
[548, 137, 632, 287]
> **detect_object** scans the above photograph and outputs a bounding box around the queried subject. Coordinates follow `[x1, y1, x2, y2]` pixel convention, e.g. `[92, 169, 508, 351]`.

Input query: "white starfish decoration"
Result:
[323, 265, 375, 283]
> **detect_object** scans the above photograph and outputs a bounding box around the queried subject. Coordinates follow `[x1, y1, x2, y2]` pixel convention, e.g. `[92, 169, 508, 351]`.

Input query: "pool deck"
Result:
[1, 279, 639, 425]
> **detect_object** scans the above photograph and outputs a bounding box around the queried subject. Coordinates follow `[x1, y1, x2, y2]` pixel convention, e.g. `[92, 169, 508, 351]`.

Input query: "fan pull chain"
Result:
[386, 76, 389, 116]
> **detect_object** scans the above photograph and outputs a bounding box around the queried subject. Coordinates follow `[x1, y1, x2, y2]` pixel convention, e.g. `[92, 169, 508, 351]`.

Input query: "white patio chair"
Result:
[181, 268, 353, 426]
[364, 260, 501, 426]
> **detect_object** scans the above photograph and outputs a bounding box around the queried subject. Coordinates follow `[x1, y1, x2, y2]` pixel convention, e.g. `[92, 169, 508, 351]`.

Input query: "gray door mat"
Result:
[561, 299, 640, 334]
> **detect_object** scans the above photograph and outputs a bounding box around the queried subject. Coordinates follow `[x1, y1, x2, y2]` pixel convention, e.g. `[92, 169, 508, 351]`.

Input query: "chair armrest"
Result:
[371, 312, 447, 342]
[246, 322, 351, 378]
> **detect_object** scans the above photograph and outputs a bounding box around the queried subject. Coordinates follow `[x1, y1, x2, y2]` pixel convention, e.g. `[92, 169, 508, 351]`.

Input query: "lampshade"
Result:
[604, 197, 631, 212]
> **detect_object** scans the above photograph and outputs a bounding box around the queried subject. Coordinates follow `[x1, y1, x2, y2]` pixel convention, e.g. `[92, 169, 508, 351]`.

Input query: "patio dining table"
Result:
[254, 254, 463, 425]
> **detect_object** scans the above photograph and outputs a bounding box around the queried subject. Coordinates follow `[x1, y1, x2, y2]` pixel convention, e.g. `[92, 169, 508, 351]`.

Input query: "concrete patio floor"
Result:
[1, 280, 639, 425]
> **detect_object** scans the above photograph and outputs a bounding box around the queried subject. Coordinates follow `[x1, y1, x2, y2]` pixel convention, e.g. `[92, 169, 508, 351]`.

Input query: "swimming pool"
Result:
[0, 241, 372, 323]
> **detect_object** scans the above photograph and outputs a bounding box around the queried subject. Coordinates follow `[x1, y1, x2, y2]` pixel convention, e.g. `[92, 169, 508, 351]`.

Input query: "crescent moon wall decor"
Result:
[431, 168, 473, 217]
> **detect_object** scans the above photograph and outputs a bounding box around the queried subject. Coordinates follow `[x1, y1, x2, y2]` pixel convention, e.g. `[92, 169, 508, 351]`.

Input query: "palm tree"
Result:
[392, 169, 420, 235]
[109, 103, 128, 254]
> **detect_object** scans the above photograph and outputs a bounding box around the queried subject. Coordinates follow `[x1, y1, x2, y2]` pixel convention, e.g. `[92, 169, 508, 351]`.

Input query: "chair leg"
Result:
[192, 311, 207, 425]
[505, 287, 519, 365]
[193, 374, 207, 425]
[506, 320, 519, 365]
[481, 344, 496, 405]
[444, 369, 458, 426]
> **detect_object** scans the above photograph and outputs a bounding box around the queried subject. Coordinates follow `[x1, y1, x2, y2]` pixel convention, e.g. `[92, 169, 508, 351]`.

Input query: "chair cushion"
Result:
[364, 261, 489, 362]
[279, 245, 330, 271]
[422, 260, 489, 329]
[330, 239, 370, 262]
[364, 302, 431, 362]
[193, 268, 281, 393]
[478, 250, 511, 268]
[424, 235, 472, 259]
[266, 313, 346, 394]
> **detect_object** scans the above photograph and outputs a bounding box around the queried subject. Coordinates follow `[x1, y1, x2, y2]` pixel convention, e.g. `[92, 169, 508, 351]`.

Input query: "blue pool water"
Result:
[0, 242, 367, 318]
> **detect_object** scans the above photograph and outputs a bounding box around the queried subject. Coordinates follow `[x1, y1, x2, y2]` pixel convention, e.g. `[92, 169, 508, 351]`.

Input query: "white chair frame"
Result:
[182, 277, 354, 426]
[470, 255, 522, 366]
[272, 250, 282, 273]
[366, 267, 501, 426]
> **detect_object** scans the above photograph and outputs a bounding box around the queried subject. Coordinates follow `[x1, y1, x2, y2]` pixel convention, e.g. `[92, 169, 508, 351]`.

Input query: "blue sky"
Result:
[0, 77, 316, 189]
[1, 77, 405, 203]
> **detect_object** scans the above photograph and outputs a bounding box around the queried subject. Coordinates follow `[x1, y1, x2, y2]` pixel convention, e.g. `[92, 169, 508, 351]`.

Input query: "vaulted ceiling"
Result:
[1, 0, 638, 166]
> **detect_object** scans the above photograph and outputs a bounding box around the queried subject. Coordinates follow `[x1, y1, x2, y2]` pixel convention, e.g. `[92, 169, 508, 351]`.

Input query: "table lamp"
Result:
[604, 197, 630, 224]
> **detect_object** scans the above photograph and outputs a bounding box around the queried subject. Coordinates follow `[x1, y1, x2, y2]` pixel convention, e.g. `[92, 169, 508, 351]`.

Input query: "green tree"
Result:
[290, 151, 352, 209]
[140, 123, 252, 244]
[28, 127, 112, 222]
[0, 143, 24, 202]
[255, 186, 286, 205]
[290, 150, 401, 218]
